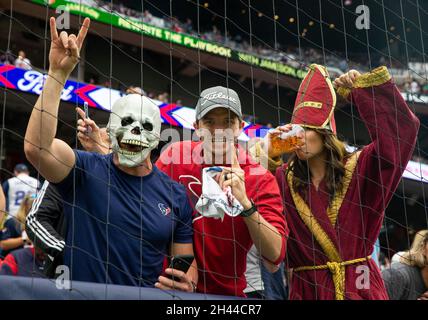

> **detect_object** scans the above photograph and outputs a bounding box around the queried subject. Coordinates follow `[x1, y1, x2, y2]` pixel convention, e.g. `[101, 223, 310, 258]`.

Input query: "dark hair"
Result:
[286, 128, 352, 202]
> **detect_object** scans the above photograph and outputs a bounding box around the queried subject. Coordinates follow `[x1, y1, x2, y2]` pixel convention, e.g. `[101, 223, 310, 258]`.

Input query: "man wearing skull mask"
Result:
[156, 86, 288, 297]
[24, 17, 196, 291]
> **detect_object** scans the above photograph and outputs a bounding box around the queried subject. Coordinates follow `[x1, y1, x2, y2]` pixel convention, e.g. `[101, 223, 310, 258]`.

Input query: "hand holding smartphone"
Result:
[168, 254, 194, 273]
[155, 254, 196, 292]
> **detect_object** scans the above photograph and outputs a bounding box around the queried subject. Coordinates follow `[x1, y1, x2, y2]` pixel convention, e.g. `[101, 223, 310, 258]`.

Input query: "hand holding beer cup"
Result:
[263, 124, 305, 159]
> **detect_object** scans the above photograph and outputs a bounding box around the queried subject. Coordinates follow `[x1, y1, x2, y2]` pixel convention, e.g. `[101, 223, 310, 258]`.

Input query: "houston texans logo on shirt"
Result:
[158, 203, 171, 216]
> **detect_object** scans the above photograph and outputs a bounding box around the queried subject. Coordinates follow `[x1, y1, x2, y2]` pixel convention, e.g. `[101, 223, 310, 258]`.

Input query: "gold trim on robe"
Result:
[286, 151, 361, 299]
[336, 66, 392, 100]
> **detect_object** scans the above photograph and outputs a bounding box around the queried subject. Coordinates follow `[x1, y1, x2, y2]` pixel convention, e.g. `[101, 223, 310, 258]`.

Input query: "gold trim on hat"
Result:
[313, 64, 337, 129]
[294, 101, 323, 113]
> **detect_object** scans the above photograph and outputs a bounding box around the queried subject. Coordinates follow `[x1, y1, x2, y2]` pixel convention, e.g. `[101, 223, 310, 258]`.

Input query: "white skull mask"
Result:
[107, 94, 161, 167]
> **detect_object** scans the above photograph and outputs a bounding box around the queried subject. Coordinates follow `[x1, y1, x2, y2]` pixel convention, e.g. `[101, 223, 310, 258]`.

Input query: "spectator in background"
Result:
[0, 246, 45, 277]
[0, 194, 45, 277]
[103, 79, 111, 88]
[14, 50, 32, 70]
[410, 79, 420, 99]
[0, 194, 34, 259]
[0, 183, 5, 217]
[0, 50, 15, 65]
[0, 184, 5, 255]
[245, 245, 288, 299]
[157, 92, 169, 103]
[404, 80, 411, 100]
[183, 18, 193, 34]
[126, 86, 146, 96]
[0, 193, 45, 278]
[143, 9, 153, 24]
[170, 17, 183, 33]
[378, 251, 391, 271]
[382, 230, 428, 300]
[391, 251, 406, 264]
[244, 245, 265, 298]
[26, 181, 66, 278]
[2, 164, 39, 219]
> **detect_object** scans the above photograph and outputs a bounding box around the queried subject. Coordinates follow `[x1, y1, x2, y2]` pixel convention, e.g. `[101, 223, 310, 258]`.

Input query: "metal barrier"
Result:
[0, 276, 244, 300]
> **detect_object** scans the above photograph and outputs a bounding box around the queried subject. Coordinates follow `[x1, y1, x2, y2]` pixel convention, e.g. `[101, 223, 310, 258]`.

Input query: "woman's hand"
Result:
[263, 124, 304, 159]
[333, 70, 361, 89]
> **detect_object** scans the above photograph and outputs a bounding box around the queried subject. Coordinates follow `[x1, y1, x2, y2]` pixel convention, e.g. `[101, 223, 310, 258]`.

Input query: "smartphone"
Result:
[84, 101, 89, 119]
[168, 254, 194, 273]
[83, 102, 92, 135]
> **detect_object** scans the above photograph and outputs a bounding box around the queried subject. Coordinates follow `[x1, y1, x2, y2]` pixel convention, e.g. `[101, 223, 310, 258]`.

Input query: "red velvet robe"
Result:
[275, 79, 420, 300]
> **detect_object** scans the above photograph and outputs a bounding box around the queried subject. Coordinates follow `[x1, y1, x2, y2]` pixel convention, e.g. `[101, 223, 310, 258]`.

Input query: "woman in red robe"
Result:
[250, 65, 420, 299]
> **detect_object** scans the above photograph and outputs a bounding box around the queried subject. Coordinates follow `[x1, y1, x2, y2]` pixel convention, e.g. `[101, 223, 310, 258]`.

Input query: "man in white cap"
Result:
[24, 17, 195, 290]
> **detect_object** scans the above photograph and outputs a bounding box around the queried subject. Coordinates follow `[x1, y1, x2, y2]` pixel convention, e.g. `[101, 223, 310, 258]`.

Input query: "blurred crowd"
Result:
[0, 50, 32, 70]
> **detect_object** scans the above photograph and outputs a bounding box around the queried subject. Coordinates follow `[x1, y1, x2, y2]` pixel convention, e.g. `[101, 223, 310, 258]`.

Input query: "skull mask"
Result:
[107, 94, 161, 167]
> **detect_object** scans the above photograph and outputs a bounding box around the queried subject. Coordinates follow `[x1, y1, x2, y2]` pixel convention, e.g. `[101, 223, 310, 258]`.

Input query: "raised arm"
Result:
[335, 67, 420, 209]
[24, 17, 90, 183]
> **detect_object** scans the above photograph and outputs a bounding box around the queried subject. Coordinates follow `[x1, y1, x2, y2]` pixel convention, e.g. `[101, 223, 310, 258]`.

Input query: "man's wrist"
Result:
[241, 198, 253, 210]
[240, 199, 257, 218]
[48, 69, 69, 83]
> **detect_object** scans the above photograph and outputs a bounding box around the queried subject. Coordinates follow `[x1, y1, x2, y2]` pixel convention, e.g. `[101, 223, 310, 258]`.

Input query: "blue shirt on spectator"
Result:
[0, 218, 22, 259]
[54, 150, 193, 287]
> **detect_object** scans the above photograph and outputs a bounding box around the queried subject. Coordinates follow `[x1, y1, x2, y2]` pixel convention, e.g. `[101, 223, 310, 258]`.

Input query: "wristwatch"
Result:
[240, 200, 257, 218]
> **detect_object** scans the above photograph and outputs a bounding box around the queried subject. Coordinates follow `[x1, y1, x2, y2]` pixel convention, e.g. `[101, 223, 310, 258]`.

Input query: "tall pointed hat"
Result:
[291, 64, 337, 134]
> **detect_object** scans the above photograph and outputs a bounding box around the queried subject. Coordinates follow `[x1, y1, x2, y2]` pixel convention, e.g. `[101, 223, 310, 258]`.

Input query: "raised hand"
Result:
[333, 69, 361, 89]
[48, 17, 90, 79]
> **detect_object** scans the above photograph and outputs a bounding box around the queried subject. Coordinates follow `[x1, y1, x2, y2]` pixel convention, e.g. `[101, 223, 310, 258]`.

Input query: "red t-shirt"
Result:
[156, 140, 287, 297]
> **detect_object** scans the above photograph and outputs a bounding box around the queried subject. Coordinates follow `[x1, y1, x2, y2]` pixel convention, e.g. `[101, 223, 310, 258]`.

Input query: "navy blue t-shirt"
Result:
[54, 150, 193, 287]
